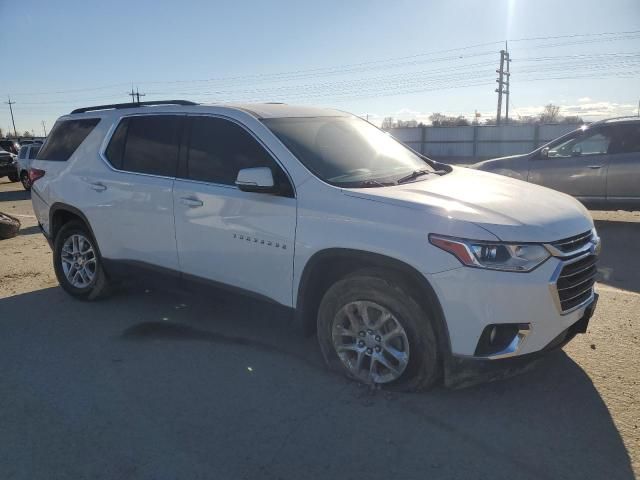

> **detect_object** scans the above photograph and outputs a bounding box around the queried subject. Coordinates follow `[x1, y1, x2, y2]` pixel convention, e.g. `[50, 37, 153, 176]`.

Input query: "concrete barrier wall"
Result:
[386, 123, 581, 162]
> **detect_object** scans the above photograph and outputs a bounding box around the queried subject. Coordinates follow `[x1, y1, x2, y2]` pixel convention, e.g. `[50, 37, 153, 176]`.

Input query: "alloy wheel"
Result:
[60, 234, 97, 288]
[331, 300, 410, 384]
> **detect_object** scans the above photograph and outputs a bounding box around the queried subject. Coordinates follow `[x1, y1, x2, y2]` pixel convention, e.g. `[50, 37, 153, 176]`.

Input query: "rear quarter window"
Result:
[36, 118, 100, 161]
[28, 146, 40, 159]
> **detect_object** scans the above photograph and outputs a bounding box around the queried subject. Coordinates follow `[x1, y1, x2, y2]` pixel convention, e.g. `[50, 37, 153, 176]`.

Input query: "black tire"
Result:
[317, 272, 441, 392]
[8, 171, 19, 182]
[53, 220, 111, 300]
[20, 171, 31, 191]
[0, 212, 21, 239]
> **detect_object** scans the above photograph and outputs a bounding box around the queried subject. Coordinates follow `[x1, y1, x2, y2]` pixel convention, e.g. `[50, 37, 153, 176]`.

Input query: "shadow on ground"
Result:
[0, 187, 30, 202]
[0, 286, 633, 480]
[595, 218, 640, 293]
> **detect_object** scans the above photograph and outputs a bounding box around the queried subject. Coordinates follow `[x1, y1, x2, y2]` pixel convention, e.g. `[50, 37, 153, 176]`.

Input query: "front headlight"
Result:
[429, 234, 551, 272]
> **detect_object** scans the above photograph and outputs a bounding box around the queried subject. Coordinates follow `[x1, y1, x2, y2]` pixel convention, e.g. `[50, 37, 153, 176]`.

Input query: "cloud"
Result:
[372, 99, 637, 126]
[513, 100, 637, 119]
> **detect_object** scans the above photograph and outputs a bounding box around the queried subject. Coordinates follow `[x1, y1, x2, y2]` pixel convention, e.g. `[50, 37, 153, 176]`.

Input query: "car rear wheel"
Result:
[8, 171, 19, 182]
[317, 273, 440, 392]
[53, 221, 111, 300]
[20, 171, 31, 191]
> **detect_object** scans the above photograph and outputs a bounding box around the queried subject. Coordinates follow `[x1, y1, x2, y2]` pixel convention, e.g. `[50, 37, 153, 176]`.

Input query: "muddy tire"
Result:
[0, 212, 21, 239]
[317, 272, 441, 392]
[53, 220, 112, 300]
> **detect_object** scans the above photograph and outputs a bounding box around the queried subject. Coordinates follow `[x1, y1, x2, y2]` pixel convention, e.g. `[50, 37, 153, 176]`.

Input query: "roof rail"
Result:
[590, 116, 640, 125]
[70, 100, 198, 114]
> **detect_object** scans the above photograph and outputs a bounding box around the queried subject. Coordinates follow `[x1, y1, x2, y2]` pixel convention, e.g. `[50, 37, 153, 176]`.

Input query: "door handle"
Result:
[179, 196, 204, 208]
[588, 165, 602, 169]
[89, 182, 107, 192]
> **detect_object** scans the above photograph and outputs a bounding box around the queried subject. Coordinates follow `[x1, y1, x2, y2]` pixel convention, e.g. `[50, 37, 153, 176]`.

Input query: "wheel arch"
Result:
[49, 203, 98, 245]
[295, 248, 451, 356]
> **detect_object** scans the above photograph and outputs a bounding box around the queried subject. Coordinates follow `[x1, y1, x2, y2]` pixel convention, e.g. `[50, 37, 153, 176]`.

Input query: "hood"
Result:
[470, 153, 529, 169]
[342, 166, 593, 243]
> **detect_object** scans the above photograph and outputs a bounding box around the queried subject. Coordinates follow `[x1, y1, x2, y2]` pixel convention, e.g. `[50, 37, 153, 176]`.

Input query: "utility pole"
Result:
[128, 87, 145, 105]
[135, 88, 145, 104]
[495, 48, 510, 125]
[5, 96, 17, 137]
[504, 44, 511, 123]
[41, 120, 47, 137]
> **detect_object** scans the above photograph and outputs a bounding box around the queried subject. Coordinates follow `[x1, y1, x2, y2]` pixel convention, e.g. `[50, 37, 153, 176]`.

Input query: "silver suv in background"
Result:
[16, 143, 41, 190]
[471, 117, 640, 210]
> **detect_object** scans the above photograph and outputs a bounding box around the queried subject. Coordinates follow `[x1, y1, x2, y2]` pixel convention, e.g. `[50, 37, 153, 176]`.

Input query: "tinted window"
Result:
[186, 117, 291, 192]
[104, 118, 129, 170]
[548, 128, 612, 158]
[609, 124, 640, 154]
[18, 146, 28, 159]
[28, 146, 40, 159]
[1, 141, 19, 154]
[37, 118, 100, 161]
[120, 116, 182, 177]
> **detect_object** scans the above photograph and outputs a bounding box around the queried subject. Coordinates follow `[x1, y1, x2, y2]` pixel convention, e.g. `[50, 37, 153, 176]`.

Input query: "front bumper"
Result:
[444, 293, 598, 388]
[427, 255, 596, 357]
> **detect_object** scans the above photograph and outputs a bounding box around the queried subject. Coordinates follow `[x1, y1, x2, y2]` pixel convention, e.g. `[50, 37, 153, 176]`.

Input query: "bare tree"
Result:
[539, 104, 561, 123]
[381, 117, 395, 130]
[430, 113, 470, 126]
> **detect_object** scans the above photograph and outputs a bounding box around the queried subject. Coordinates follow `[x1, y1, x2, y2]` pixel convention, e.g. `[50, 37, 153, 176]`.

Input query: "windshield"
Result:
[263, 116, 435, 187]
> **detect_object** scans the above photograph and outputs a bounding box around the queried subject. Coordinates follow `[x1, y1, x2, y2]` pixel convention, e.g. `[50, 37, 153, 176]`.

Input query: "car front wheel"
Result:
[317, 272, 440, 392]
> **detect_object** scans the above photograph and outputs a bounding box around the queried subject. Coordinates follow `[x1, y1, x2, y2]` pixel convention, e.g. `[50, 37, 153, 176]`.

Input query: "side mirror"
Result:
[235, 167, 278, 193]
[539, 147, 550, 158]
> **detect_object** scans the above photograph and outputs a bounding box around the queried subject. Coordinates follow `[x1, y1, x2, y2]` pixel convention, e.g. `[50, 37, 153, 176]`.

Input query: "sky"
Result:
[1, 0, 639, 134]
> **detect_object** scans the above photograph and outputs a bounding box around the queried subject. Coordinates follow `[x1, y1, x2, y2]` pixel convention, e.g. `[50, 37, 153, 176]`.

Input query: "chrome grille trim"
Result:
[549, 250, 599, 315]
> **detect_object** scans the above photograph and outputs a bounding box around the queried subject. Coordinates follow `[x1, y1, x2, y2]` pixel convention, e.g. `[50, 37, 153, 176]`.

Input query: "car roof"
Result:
[591, 116, 640, 126]
[66, 100, 349, 120]
[222, 103, 348, 119]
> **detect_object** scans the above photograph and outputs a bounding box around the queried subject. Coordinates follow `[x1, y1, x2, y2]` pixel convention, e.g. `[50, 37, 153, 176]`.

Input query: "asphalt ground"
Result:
[0, 178, 638, 480]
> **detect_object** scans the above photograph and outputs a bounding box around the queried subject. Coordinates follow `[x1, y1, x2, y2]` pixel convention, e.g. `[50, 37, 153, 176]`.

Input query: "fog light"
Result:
[475, 323, 530, 357]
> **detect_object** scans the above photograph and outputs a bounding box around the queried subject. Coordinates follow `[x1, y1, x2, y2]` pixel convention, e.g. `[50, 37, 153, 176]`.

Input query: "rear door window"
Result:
[115, 115, 182, 177]
[36, 118, 100, 161]
[18, 146, 28, 159]
[608, 124, 640, 154]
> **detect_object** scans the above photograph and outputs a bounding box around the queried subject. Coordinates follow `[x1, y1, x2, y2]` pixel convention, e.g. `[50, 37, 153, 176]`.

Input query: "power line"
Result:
[5, 29, 640, 98]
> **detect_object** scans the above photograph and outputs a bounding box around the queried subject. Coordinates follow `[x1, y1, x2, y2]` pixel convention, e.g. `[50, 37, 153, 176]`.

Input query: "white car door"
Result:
[173, 115, 296, 306]
[82, 114, 183, 271]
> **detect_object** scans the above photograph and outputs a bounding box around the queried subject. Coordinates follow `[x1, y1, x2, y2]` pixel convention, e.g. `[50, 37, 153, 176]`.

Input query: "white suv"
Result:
[30, 101, 600, 390]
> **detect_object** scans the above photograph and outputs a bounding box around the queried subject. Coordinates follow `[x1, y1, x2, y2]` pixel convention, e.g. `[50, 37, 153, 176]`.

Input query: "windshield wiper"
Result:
[342, 179, 395, 188]
[397, 168, 447, 184]
[397, 169, 434, 184]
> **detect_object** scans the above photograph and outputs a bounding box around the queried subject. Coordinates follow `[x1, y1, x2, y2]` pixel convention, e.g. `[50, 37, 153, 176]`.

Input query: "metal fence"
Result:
[386, 123, 581, 162]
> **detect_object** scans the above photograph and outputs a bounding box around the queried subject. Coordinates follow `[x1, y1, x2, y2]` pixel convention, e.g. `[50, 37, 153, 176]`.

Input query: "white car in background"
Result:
[16, 143, 41, 190]
[29, 100, 600, 390]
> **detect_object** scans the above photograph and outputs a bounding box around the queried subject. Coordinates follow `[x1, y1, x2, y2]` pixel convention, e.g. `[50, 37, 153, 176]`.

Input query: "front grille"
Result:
[550, 230, 593, 254]
[556, 254, 598, 312]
